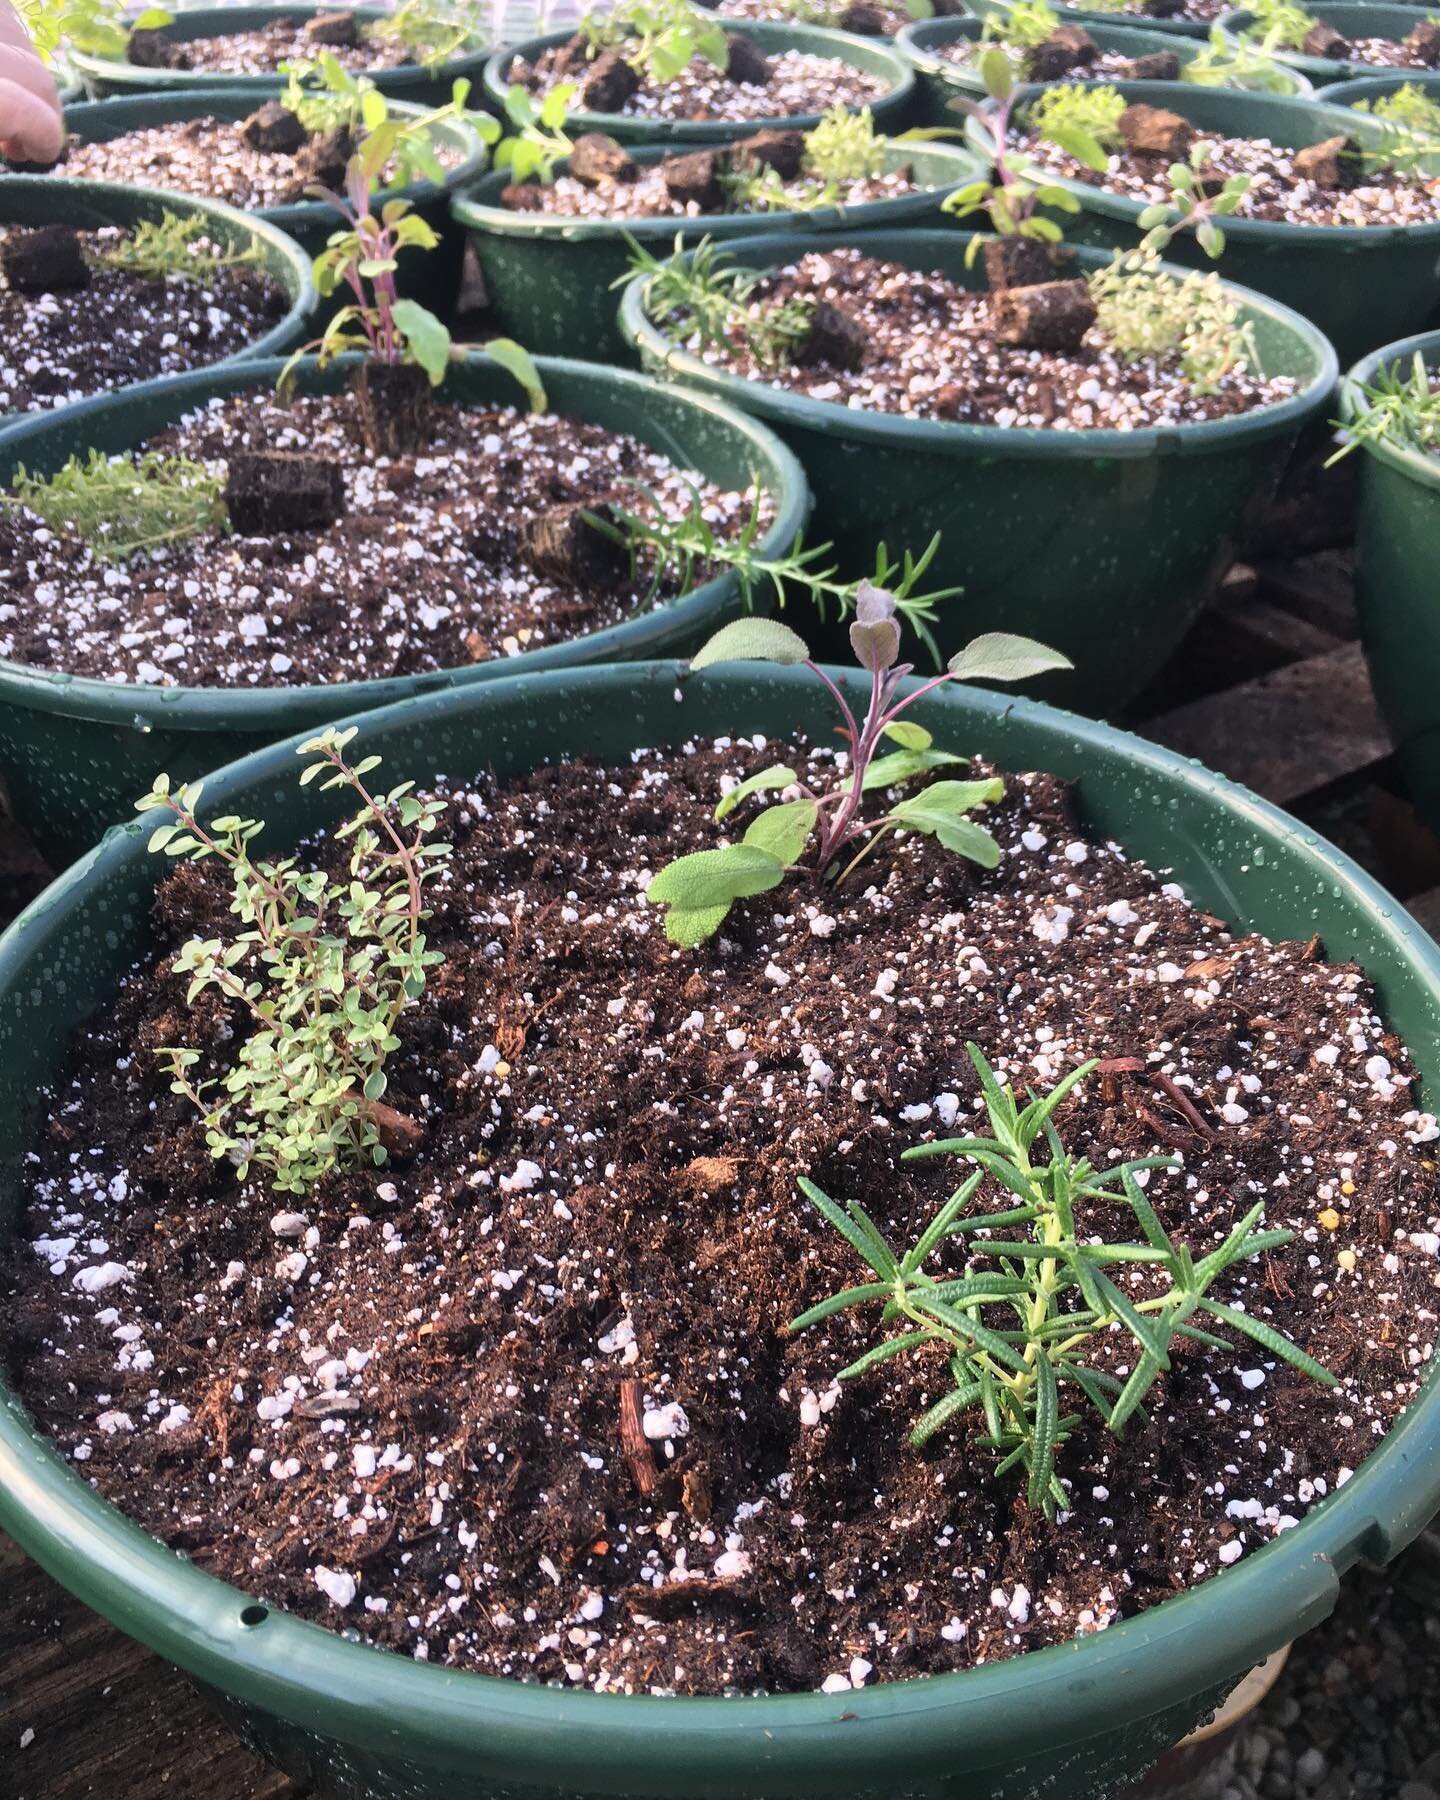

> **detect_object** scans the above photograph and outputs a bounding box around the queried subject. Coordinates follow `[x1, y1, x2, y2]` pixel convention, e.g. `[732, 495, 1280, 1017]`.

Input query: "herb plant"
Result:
[644, 593, 1069, 945]
[791, 1043, 1336, 1515]
[1355, 80, 1440, 136]
[589, 483, 961, 663]
[1089, 250, 1260, 392]
[722, 105, 891, 211]
[282, 143, 546, 408]
[1135, 143, 1251, 259]
[13, 0, 63, 61]
[982, 0, 1061, 50]
[1331, 350, 1440, 463]
[136, 729, 451, 1195]
[5, 451, 227, 564]
[626, 235, 816, 369]
[1183, 23, 1303, 93]
[488, 82, 578, 183]
[278, 58, 478, 189]
[940, 51, 1084, 254]
[1028, 82, 1128, 166]
[367, 0, 488, 72]
[56, 0, 171, 59]
[89, 211, 262, 282]
[1237, 0, 1316, 52]
[580, 0, 730, 84]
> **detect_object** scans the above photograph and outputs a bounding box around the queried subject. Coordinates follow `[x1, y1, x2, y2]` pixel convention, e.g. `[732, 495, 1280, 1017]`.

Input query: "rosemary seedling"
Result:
[644, 591, 1069, 944]
[136, 728, 452, 1195]
[589, 481, 960, 663]
[5, 451, 228, 564]
[89, 212, 263, 282]
[791, 1044, 1336, 1516]
[1331, 350, 1440, 463]
[625, 235, 815, 368]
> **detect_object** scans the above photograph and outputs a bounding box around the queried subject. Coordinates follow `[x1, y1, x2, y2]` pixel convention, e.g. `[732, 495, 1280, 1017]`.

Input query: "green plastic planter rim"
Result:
[2, 659, 1439, 1782]
[481, 20, 915, 143]
[971, 0, 1213, 37]
[617, 225, 1338, 461]
[984, 78, 1440, 245]
[1215, 3, 1440, 82]
[1339, 325, 1440, 488]
[1325, 71, 1440, 106]
[0, 175, 316, 390]
[66, 2, 487, 89]
[894, 13, 1314, 92]
[53, 89, 490, 236]
[451, 139, 983, 244]
[0, 352, 809, 731]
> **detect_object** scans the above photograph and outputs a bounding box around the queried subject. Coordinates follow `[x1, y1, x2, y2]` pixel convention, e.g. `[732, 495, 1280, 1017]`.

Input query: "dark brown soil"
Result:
[509, 36, 888, 123]
[0, 226, 288, 419]
[2, 738, 1437, 1697]
[142, 19, 419, 74]
[0, 388, 763, 686]
[657, 246, 1298, 428]
[1020, 127, 1440, 226]
[26, 115, 464, 209]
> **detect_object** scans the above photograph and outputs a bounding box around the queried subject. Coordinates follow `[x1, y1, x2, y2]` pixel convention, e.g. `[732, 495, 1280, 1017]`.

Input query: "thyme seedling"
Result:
[580, 0, 730, 84]
[89, 211, 263, 282]
[136, 729, 452, 1195]
[721, 105, 891, 211]
[1089, 249, 1260, 392]
[1236, 0, 1317, 52]
[5, 451, 228, 564]
[1028, 82, 1128, 166]
[791, 1044, 1336, 1516]
[644, 593, 1069, 944]
[625, 235, 815, 368]
[982, 0, 1061, 49]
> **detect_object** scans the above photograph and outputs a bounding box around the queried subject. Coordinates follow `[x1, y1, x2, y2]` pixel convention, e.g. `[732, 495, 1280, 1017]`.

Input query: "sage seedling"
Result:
[645, 594, 1069, 945]
[791, 1044, 1336, 1515]
[136, 729, 452, 1195]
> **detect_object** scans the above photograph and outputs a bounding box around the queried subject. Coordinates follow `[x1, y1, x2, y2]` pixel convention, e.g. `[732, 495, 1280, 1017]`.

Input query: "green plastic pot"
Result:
[482, 20, 916, 146]
[616, 226, 1336, 707]
[3, 661, 1440, 1800]
[1339, 328, 1440, 829]
[451, 139, 984, 362]
[980, 79, 1440, 365]
[1217, 3, 1439, 85]
[67, 4, 493, 103]
[969, 0, 1216, 41]
[0, 354, 809, 865]
[0, 176, 315, 443]
[895, 13, 1311, 121]
[47, 88, 486, 308]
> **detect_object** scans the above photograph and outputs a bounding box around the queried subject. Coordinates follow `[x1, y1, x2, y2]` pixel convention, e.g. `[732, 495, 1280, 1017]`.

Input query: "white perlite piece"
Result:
[314, 1565, 358, 1608]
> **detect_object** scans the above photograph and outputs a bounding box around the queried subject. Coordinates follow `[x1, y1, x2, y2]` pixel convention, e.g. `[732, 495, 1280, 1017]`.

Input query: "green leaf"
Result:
[1045, 123, 1111, 173]
[797, 1176, 896, 1280]
[743, 799, 816, 869]
[1200, 1300, 1337, 1387]
[890, 782, 1004, 866]
[1029, 1350, 1060, 1510]
[647, 843, 786, 910]
[838, 1330, 935, 1379]
[390, 300, 451, 386]
[910, 1380, 983, 1448]
[714, 763, 797, 822]
[789, 1281, 894, 1332]
[690, 616, 812, 671]
[857, 747, 965, 792]
[882, 718, 932, 751]
[483, 337, 548, 412]
[948, 632, 1073, 685]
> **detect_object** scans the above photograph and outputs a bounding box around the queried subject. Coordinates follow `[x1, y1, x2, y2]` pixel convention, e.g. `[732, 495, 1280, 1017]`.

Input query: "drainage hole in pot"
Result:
[239, 1604, 269, 1627]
